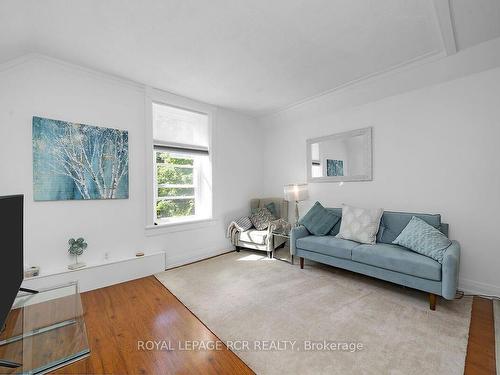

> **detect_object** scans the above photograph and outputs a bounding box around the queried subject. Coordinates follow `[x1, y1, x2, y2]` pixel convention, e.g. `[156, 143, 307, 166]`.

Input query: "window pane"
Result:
[158, 187, 195, 197]
[156, 152, 193, 165]
[312, 165, 322, 178]
[157, 165, 193, 185]
[156, 199, 195, 219]
[156, 152, 194, 185]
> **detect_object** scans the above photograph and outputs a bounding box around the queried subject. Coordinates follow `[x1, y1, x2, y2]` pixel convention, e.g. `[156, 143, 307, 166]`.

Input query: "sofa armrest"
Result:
[290, 225, 309, 255]
[441, 240, 460, 300]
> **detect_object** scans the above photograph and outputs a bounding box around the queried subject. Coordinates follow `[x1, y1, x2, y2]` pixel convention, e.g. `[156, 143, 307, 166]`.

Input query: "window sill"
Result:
[145, 217, 217, 236]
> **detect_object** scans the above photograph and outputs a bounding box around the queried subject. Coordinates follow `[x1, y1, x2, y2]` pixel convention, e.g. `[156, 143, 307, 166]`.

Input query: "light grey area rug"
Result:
[495, 300, 500, 375]
[156, 251, 472, 375]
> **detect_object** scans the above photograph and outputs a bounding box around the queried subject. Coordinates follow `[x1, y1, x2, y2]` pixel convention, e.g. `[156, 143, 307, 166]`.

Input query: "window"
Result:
[152, 102, 212, 224]
[311, 143, 322, 177]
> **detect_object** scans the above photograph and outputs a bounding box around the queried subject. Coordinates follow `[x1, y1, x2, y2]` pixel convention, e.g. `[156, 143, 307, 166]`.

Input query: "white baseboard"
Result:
[22, 251, 166, 292]
[165, 244, 234, 270]
[21, 244, 235, 293]
[459, 277, 500, 298]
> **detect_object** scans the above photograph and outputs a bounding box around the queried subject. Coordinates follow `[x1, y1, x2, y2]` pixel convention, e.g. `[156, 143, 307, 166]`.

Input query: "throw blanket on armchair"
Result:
[226, 222, 241, 245]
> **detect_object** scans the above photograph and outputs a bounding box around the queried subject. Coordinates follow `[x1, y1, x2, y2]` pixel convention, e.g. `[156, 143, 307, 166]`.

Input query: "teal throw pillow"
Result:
[299, 202, 341, 236]
[265, 202, 278, 218]
[392, 216, 451, 263]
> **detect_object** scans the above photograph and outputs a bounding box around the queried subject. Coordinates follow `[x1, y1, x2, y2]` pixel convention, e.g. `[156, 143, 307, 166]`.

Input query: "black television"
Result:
[0, 195, 24, 336]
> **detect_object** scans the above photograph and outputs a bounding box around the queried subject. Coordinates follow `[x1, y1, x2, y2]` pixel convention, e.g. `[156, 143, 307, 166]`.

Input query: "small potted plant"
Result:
[67, 237, 88, 270]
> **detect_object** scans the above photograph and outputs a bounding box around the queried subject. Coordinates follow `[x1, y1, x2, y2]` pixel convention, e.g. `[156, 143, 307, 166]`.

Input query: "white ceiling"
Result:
[450, 0, 500, 50]
[1, 0, 499, 116]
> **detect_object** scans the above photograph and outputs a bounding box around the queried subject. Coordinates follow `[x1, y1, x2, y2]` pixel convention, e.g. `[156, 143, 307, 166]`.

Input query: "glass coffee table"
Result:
[0, 282, 89, 374]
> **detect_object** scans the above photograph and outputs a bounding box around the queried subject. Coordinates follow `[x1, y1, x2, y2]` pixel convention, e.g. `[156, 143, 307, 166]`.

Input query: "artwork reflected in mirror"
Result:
[326, 160, 344, 177]
[307, 127, 372, 182]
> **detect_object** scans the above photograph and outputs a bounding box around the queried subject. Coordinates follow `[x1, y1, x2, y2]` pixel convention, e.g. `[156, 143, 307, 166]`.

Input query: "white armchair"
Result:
[233, 198, 289, 257]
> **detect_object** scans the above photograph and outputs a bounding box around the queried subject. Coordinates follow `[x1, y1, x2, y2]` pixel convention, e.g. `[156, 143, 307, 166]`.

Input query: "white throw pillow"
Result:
[336, 204, 383, 245]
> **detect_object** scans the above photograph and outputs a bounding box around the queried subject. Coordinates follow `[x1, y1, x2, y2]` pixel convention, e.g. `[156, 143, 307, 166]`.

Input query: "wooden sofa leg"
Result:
[429, 293, 437, 311]
[235, 246, 240, 252]
[300, 257, 304, 269]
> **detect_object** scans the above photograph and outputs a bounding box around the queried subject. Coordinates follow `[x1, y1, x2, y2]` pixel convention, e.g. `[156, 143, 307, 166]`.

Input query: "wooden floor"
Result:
[465, 296, 497, 375]
[52, 276, 253, 375]
[41, 276, 495, 375]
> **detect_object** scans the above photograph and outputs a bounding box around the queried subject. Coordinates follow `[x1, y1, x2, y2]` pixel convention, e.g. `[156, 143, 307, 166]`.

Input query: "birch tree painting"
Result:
[33, 116, 129, 201]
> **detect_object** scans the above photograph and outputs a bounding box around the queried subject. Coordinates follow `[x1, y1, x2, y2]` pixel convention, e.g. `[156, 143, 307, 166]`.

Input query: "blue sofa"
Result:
[290, 209, 460, 310]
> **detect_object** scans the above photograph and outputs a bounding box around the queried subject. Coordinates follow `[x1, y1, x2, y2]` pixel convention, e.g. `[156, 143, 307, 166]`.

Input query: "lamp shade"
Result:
[284, 184, 309, 202]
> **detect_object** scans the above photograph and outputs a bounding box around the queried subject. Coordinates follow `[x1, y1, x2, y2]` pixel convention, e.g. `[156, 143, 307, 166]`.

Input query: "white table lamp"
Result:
[284, 183, 309, 225]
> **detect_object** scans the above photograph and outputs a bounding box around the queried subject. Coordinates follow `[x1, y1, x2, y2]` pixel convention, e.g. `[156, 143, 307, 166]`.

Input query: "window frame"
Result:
[145, 88, 215, 231]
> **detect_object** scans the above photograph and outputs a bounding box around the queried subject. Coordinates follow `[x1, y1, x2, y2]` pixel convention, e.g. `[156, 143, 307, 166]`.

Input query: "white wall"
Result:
[2, 42, 500, 297]
[0, 55, 263, 281]
[260, 50, 500, 296]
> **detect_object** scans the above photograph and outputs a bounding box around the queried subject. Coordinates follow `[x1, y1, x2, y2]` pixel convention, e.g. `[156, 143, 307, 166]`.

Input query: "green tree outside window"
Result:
[156, 152, 195, 219]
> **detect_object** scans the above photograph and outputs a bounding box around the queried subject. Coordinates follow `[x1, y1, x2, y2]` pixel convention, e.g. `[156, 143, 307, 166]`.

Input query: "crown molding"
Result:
[260, 49, 446, 119]
[0, 53, 38, 73]
[35, 53, 146, 92]
[0, 52, 146, 92]
[432, 0, 457, 56]
[0, 47, 452, 121]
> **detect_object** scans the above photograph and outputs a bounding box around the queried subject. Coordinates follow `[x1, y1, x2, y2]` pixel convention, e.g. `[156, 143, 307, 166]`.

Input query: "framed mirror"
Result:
[307, 127, 372, 183]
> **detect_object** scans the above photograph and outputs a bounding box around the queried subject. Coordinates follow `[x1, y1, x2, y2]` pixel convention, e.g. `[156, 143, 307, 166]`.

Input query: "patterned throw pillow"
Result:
[392, 216, 451, 263]
[250, 208, 276, 230]
[336, 204, 383, 244]
[234, 216, 253, 232]
[299, 201, 340, 236]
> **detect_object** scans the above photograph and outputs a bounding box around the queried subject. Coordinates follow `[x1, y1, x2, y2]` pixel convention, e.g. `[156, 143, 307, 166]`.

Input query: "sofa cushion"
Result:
[392, 216, 451, 264]
[377, 211, 442, 244]
[336, 204, 383, 244]
[296, 236, 359, 260]
[299, 202, 341, 236]
[351, 243, 441, 281]
[327, 208, 343, 235]
[239, 229, 268, 245]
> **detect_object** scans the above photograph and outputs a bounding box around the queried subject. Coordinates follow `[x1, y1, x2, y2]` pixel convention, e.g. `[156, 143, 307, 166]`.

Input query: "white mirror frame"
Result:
[306, 127, 373, 183]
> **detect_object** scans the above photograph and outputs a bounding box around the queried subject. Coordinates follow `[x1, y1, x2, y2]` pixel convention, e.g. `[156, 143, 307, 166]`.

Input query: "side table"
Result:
[272, 232, 293, 264]
[0, 282, 90, 374]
